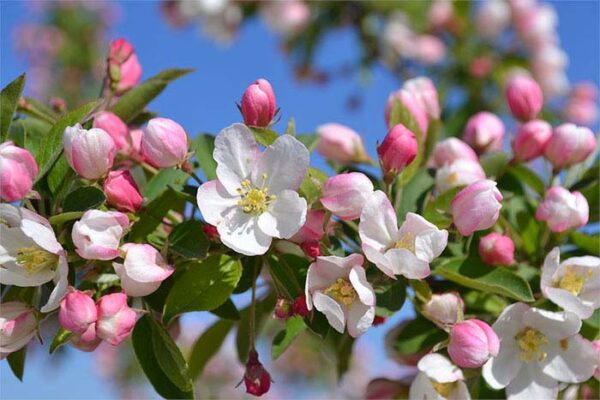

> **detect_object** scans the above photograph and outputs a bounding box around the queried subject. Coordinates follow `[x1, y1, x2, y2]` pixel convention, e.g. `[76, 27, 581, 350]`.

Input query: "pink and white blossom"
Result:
[505, 75, 544, 121]
[448, 319, 500, 368]
[108, 38, 142, 94]
[63, 124, 116, 180]
[535, 186, 588, 233]
[72, 210, 129, 261]
[0, 301, 37, 359]
[409, 353, 471, 400]
[385, 89, 429, 135]
[0, 141, 38, 202]
[479, 232, 515, 266]
[422, 292, 464, 329]
[321, 172, 374, 220]
[435, 159, 486, 194]
[450, 180, 503, 236]
[103, 170, 143, 213]
[463, 112, 505, 154]
[512, 120, 552, 162]
[92, 112, 130, 152]
[403, 77, 441, 119]
[141, 118, 189, 168]
[58, 288, 97, 334]
[429, 137, 478, 168]
[95, 293, 137, 346]
[113, 243, 174, 297]
[544, 124, 596, 170]
[316, 123, 368, 164]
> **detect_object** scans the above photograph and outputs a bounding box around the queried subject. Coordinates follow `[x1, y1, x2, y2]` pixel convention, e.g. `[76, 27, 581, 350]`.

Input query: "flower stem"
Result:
[249, 257, 260, 352]
[189, 171, 204, 185]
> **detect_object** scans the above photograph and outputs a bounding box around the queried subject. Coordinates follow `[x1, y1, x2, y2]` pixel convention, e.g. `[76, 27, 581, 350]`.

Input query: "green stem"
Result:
[393, 183, 404, 212]
[140, 161, 158, 175]
[49, 211, 84, 225]
[249, 258, 260, 352]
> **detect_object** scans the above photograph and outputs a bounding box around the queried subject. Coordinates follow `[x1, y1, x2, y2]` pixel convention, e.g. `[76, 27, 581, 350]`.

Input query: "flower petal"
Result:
[541, 334, 597, 383]
[482, 340, 522, 389]
[543, 287, 593, 319]
[346, 301, 374, 338]
[40, 256, 69, 312]
[505, 363, 559, 400]
[409, 372, 443, 400]
[385, 248, 431, 279]
[258, 190, 306, 239]
[492, 302, 529, 338]
[20, 219, 62, 255]
[359, 191, 397, 252]
[214, 124, 259, 194]
[312, 291, 346, 334]
[523, 308, 581, 340]
[196, 180, 240, 226]
[349, 265, 375, 306]
[418, 353, 464, 383]
[217, 209, 271, 256]
[540, 247, 560, 288]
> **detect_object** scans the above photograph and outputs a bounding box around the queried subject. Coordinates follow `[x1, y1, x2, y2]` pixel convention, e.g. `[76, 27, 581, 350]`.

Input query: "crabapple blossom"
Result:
[478, 232, 515, 266]
[422, 292, 464, 329]
[414, 35, 446, 65]
[196, 123, 309, 256]
[108, 38, 142, 93]
[58, 288, 97, 334]
[482, 303, 597, 400]
[476, 0, 510, 39]
[505, 75, 544, 121]
[93, 111, 129, 152]
[320, 172, 374, 220]
[384, 88, 429, 135]
[71, 210, 129, 261]
[260, 0, 310, 37]
[541, 247, 600, 319]
[535, 186, 589, 233]
[141, 118, 189, 168]
[112, 243, 174, 297]
[409, 353, 471, 400]
[512, 120, 552, 162]
[463, 112, 505, 153]
[70, 324, 101, 352]
[450, 180, 503, 236]
[0, 301, 37, 359]
[0, 141, 38, 202]
[448, 319, 500, 368]
[0, 204, 68, 312]
[63, 124, 116, 180]
[241, 78, 276, 128]
[305, 254, 375, 337]
[316, 123, 368, 164]
[359, 191, 448, 279]
[429, 137, 478, 168]
[243, 350, 272, 396]
[403, 77, 441, 119]
[435, 159, 486, 194]
[290, 210, 328, 244]
[378, 124, 418, 182]
[95, 292, 137, 346]
[544, 124, 596, 170]
[103, 170, 143, 213]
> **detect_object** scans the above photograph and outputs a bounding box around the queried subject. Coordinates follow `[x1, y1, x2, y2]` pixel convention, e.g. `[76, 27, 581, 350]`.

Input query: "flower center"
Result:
[446, 171, 460, 185]
[556, 266, 591, 295]
[431, 381, 457, 398]
[16, 247, 58, 275]
[516, 328, 549, 362]
[395, 232, 415, 252]
[236, 175, 276, 215]
[325, 278, 356, 306]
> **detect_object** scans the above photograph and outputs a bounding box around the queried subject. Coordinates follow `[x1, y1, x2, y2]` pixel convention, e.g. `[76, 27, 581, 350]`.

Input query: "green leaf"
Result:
[47, 157, 73, 194]
[110, 68, 193, 123]
[63, 186, 106, 212]
[163, 255, 243, 323]
[168, 220, 209, 260]
[391, 316, 446, 356]
[191, 134, 217, 180]
[132, 316, 193, 399]
[299, 166, 327, 203]
[250, 127, 279, 146]
[1, 73, 26, 139]
[434, 257, 534, 302]
[296, 134, 319, 152]
[397, 168, 434, 219]
[480, 152, 511, 178]
[581, 310, 600, 340]
[144, 168, 190, 201]
[129, 189, 185, 241]
[506, 164, 545, 197]
[7, 347, 26, 381]
[389, 100, 421, 138]
[422, 187, 461, 229]
[49, 328, 73, 354]
[463, 291, 508, 316]
[272, 316, 306, 359]
[410, 280, 432, 302]
[375, 279, 407, 317]
[267, 254, 304, 299]
[35, 100, 102, 185]
[188, 319, 234, 379]
[423, 119, 442, 165]
[569, 231, 600, 254]
[210, 298, 240, 320]
[21, 97, 58, 123]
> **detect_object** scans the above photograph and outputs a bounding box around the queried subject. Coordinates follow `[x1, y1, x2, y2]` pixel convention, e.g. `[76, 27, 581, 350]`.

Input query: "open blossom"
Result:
[321, 172, 374, 220]
[103, 170, 143, 213]
[241, 79, 276, 128]
[63, 124, 116, 180]
[435, 159, 486, 194]
[483, 303, 597, 400]
[58, 288, 97, 334]
[316, 123, 368, 164]
[72, 210, 129, 261]
[95, 293, 137, 346]
[0, 302, 37, 359]
[429, 138, 478, 168]
[479, 232, 515, 266]
[448, 319, 499, 368]
[422, 292, 464, 329]
[0, 204, 68, 312]
[535, 186, 588, 233]
[197, 124, 309, 256]
[305, 254, 375, 337]
[403, 77, 440, 119]
[451, 180, 503, 236]
[541, 247, 600, 319]
[141, 118, 189, 168]
[0, 141, 38, 202]
[409, 353, 470, 400]
[512, 120, 552, 162]
[359, 191, 448, 279]
[505, 75, 544, 121]
[113, 243, 174, 297]
[463, 112, 505, 154]
[385, 89, 429, 135]
[544, 124, 596, 170]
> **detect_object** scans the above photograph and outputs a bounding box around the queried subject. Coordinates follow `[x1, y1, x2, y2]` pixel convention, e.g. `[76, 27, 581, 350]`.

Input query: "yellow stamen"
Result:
[516, 328, 549, 362]
[431, 381, 457, 398]
[559, 338, 569, 351]
[236, 174, 276, 215]
[556, 266, 592, 295]
[325, 278, 356, 306]
[446, 171, 460, 185]
[395, 232, 415, 252]
[15, 247, 58, 275]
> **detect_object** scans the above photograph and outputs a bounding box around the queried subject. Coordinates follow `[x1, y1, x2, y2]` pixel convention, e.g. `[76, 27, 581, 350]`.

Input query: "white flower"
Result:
[71, 210, 129, 261]
[541, 247, 600, 319]
[0, 205, 68, 312]
[409, 353, 470, 400]
[482, 303, 597, 400]
[197, 124, 309, 256]
[359, 191, 448, 279]
[305, 254, 375, 337]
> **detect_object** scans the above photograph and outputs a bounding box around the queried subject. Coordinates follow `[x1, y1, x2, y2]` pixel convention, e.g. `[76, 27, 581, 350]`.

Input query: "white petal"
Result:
[20, 219, 62, 255]
[385, 248, 431, 279]
[359, 190, 398, 251]
[544, 287, 593, 319]
[349, 266, 375, 306]
[505, 363, 559, 400]
[482, 340, 522, 389]
[362, 243, 396, 278]
[196, 180, 240, 226]
[114, 262, 161, 297]
[312, 291, 345, 334]
[214, 123, 259, 194]
[541, 334, 597, 383]
[409, 372, 443, 400]
[541, 247, 560, 288]
[40, 256, 69, 312]
[523, 308, 581, 340]
[346, 301, 374, 337]
[492, 302, 528, 338]
[217, 209, 271, 256]
[305, 256, 354, 303]
[414, 228, 448, 263]
[252, 134, 309, 193]
[418, 353, 464, 383]
[451, 381, 471, 400]
[257, 190, 306, 239]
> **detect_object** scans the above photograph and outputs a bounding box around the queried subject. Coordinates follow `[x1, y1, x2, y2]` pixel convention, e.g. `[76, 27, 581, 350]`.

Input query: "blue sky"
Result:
[1, 1, 599, 398]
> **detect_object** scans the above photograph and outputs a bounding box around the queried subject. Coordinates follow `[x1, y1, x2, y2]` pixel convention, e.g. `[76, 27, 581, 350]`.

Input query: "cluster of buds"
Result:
[273, 295, 310, 320]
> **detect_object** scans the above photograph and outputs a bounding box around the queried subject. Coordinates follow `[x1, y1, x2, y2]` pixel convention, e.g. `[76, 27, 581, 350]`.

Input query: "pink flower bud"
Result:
[429, 138, 478, 168]
[451, 180, 503, 236]
[141, 118, 188, 168]
[63, 124, 116, 180]
[422, 292, 464, 329]
[108, 38, 142, 94]
[435, 159, 486, 194]
[274, 299, 293, 319]
[95, 293, 137, 346]
[301, 241, 320, 258]
[292, 295, 310, 317]
[316, 123, 368, 164]
[414, 35, 446, 66]
[403, 77, 441, 119]
[241, 79, 276, 128]
[463, 112, 505, 154]
[244, 350, 272, 396]
[290, 210, 330, 244]
[70, 324, 101, 352]
[103, 170, 143, 213]
[564, 98, 598, 126]
[0, 301, 37, 359]
[478, 232, 515, 266]
[202, 224, 221, 242]
[72, 210, 129, 260]
[512, 119, 552, 162]
[0, 141, 38, 202]
[385, 89, 429, 135]
[448, 319, 499, 368]
[536, 186, 589, 233]
[93, 112, 129, 152]
[58, 288, 97, 334]
[320, 172, 374, 220]
[544, 124, 596, 170]
[505, 75, 544, 121]
[113, 243, 174, 297]
[378, 124, 418, 182]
